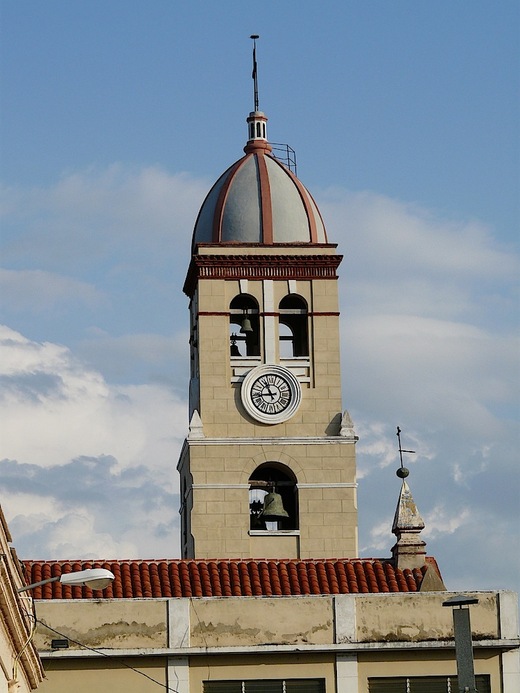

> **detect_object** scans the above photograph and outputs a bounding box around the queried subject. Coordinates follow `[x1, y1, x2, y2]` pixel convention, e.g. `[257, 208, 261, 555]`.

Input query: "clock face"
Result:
[251, 373, 292, 415]
[241, 365, 301, 424]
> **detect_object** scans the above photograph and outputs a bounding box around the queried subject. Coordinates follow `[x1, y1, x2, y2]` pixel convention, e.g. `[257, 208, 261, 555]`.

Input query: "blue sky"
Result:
[1, 2, 519, 595]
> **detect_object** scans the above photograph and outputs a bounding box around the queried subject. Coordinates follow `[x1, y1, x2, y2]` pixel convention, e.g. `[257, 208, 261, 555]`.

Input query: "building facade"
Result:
[0, 506, 44, 692]
[20, 79, 520, 691]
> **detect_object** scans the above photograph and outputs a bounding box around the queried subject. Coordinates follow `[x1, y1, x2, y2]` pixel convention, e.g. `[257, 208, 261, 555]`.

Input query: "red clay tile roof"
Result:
[21, 557, 441, 600]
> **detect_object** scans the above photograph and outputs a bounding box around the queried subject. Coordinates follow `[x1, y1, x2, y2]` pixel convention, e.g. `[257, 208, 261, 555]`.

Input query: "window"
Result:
[230, 295, 260, 357]
[368, 675, 490, 693]
[249, 463, 298, 531]
[204, 679, 325, 693]
[279, 295, 308, 358]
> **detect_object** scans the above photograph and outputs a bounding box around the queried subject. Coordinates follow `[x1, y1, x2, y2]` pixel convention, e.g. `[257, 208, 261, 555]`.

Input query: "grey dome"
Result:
[192, 120, 327, 248]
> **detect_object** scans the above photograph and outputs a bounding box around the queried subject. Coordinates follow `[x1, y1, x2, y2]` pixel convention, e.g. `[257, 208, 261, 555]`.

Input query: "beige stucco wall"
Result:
[190, 596, 333, 648]
[36, 657, 167, 693]
[353, 592, 499, 642]
[33, 592, 507, 654]
[33, 599, 167, 651]
[28, 592, 518, 692]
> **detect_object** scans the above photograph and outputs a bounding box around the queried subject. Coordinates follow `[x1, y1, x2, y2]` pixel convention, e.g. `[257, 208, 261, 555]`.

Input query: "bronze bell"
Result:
[230, 335, 241, 356]
[240, 317, 253, 334]
[261, 491, 289, 520]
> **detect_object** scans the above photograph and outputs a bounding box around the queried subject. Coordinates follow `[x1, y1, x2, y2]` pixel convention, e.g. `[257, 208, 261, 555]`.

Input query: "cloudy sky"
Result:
[1, 2, 518, 596]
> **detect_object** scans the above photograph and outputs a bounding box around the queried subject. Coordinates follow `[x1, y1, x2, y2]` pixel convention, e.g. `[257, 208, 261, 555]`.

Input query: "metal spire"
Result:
[250, 34, 260, 112]
[396, 426, 415, 478]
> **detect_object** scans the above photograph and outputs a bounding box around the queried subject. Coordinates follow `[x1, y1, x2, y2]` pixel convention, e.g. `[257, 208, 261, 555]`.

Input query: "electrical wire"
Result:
[22, 608, 181, 693]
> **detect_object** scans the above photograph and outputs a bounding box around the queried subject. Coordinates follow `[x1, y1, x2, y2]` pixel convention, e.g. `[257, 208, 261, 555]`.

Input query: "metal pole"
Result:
[452, 606, 478, 693]
[18, 575, 60, 592]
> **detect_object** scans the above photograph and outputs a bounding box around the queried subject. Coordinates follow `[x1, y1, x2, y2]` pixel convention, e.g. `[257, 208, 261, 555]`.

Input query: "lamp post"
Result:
[18, 568, 115, 593]
[442, 594, 479, 693]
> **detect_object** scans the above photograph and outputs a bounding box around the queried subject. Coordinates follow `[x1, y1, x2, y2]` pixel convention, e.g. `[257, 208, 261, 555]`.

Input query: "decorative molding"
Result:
[191, 483, 357, 490]
[184, 254, 342, 296]
[249, 530, 300, 537]
[297, 483, 357, 489]
[192, 484, 249, 489]
[199, 311, 340, 317]
[185, 436, 358, 447]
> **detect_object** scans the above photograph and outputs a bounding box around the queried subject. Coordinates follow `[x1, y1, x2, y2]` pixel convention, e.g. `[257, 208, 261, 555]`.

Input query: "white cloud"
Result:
[76, 329, 189, 384]
[321, 190, 518, 327]
[343, 314, 517, 437]
[0, 325, 187, 470]
[423, 504, 472, 538]
[0, 165, 208, 275]
[2, 458, 179, 559]
[0, 268, 103, 313]
[321, 189, 518, 280]
[0, 326, 185, 558]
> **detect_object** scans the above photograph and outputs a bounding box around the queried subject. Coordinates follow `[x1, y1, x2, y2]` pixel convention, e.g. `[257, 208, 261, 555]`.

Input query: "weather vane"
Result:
[396, 426, 415, 478]
[250, 34, 260, 112]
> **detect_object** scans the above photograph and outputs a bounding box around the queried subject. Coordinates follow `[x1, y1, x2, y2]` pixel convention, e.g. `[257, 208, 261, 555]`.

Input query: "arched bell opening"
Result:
[279, 295, 309, 358]
[230, 294, 260, 357]
[248, 463, 298, 531]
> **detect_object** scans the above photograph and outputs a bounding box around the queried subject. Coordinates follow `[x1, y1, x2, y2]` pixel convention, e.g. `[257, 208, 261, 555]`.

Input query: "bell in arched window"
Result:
[261, 491, 289, 521]
[240, 312, 253, 334]
[230, 334, 241, 356]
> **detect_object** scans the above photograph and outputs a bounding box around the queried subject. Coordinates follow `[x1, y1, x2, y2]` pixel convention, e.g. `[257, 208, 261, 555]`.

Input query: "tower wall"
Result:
[179, 244, 358, 560]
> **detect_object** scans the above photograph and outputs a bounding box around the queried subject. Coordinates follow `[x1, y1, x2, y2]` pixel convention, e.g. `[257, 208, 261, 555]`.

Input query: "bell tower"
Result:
[177, 42, 358, 560]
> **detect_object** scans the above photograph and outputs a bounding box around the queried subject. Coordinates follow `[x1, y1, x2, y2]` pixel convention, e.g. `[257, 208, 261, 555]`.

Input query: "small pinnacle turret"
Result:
[391, 427, 427, 571]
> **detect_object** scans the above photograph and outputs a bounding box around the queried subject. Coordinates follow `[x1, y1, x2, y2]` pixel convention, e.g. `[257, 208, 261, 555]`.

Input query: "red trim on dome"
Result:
[256, 153, 273, 244]
[244, 139, 273, 155]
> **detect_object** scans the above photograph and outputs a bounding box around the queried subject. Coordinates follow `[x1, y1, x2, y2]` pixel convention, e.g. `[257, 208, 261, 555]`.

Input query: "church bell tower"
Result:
[177, 44, 358, 559]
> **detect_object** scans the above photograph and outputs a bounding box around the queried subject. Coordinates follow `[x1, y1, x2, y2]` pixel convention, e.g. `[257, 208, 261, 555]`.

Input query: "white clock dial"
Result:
[241, 365, 301, 424]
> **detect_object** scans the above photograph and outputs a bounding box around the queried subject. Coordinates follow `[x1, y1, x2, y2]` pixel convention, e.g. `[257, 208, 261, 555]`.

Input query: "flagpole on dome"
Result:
[250, 34, 260, 112]
[245, 35, 270, 152]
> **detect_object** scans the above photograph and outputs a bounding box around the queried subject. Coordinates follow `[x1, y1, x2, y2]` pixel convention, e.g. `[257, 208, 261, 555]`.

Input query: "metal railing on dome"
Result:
[270, 142, 297, 175]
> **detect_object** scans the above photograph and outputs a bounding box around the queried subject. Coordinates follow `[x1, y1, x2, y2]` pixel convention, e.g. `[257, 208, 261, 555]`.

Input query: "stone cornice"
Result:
[184, 436, 358, 446]
[37, 638, 520, 659]
[183, 253, 343, 296]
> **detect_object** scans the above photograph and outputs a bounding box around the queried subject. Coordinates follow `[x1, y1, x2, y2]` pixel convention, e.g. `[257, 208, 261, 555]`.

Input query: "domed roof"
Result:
[192, 111, 328, 248]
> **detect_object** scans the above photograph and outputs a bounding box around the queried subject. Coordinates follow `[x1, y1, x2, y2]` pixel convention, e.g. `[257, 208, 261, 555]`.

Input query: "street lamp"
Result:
[442, 594, 479, 693]
[18, 568, 115, 593]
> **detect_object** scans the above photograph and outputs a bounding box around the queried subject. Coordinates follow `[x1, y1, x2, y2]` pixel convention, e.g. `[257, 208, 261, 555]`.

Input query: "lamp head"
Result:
[60, 568, 115, 589]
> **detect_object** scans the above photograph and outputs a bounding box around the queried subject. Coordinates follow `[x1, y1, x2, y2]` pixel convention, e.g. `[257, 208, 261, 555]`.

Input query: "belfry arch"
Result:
[278, 294, 309, 358]
[248, 463, 299, 531]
